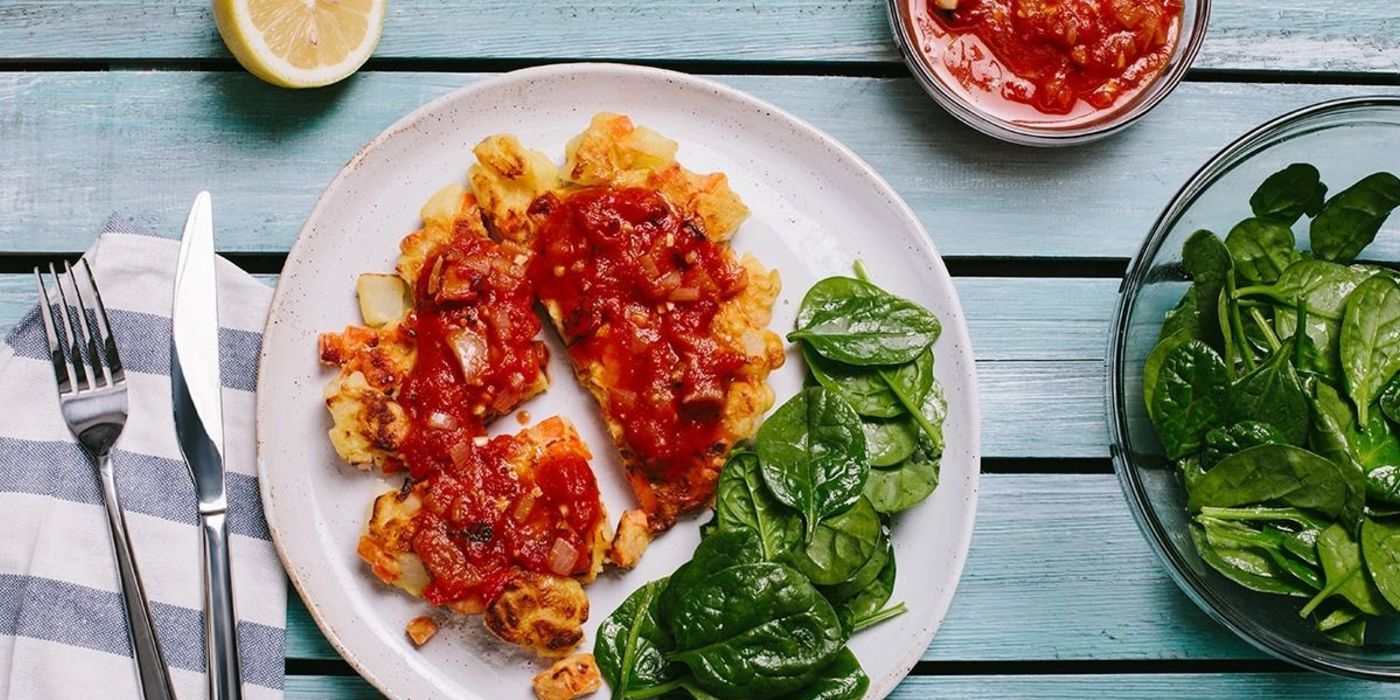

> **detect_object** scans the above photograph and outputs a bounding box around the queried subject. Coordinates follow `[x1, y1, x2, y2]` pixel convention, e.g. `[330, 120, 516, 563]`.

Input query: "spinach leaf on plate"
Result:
[836, 549, 897, 624]
[1226, 217, 1298, 284]
[1149, 339, 1231, 459]
[1186, 444, 1363, 524]
[820, 533, 891, 604]
[777, 648, 869, 700]
[789, 277, 941, 366]
[782, 496, 882, 586]
[864, 436, 940, 515]
[1341, 277, 1400, 424]
[1379, 374, 1400, 425]
[596, 578, 682, 700]
[659, 529, 765, 625]
[1250, 163, 1327, 225]
[1361, 518, 1400, 611]
[757, 387, 868, 541]
[803, 344, 934, 419]
[1310, 172, 1400, 264]
[862, 416, 918, 467]
[1301, 523, 1388, 618]
[715, 451, 803, 560]
[669, 562, 846, 697]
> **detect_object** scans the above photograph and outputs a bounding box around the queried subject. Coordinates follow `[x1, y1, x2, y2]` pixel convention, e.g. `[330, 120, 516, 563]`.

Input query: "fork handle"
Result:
[200, 511, 243, 700]
[97, 455, 177, 700]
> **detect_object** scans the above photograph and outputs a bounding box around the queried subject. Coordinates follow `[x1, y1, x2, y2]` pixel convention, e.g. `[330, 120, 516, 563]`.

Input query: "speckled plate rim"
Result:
[256, 62, 982, 700]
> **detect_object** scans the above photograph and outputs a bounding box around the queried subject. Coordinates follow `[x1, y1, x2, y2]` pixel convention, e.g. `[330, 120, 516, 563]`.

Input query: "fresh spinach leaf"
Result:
[1300, 523, 1388, 618]
[1197, 505, 1326, 566]
[1144, 330, 1193, 419]
[821, 533, 891, 604]
[835, 549, 897, 624]
[715, 451, 803, 560]
[668, 562, 846, 697]
[789, 277, 941, 366]
[1150, 340, 1231, 458]
[659, 530, 765, 625]
[778, 648, 869, 700]
[1186, 444, 1363, 524]
[1182, 229, 1233, 348]
[1160, 291, 1200, 343]
[1341, 277, 1400, 424]
[1240, 259, 1374, 320]
[1190, 524, 1314, 597]
[1320, 616, 1367, 647]
[1310, 172, 1400, 264]
[1202, 421, 1287, 468]
[803, 344, 934, 419]
[1361, 518, 1400, 611]
[1198, 517, 1321, 590]
[782, 497, 882, 586]
[864, 435, 940, 515]
[1226, 218, 1298, 284]
[757, 387, 869, 541]
[1379, 374, 1400, 425]
[1226, 340, 1311, 445]
[862, 417, 918, 467]
[596, 578, 682, 700]
[1250, 163, 1327, 224]
[878, 366, 946, 452]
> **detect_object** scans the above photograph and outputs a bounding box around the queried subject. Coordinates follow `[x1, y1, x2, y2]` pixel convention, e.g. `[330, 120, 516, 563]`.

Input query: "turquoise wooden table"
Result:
[5, 1, 1400, 697]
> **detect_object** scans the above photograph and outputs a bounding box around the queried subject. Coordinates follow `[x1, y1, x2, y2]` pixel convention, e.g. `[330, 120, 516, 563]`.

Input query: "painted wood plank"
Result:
[0, 273, 1113, 458]
[5, 73, 1397, 260]
[283, 672, 1400, 699]
[285, 475, 1278, 664]
[3, 1, 1398, 76]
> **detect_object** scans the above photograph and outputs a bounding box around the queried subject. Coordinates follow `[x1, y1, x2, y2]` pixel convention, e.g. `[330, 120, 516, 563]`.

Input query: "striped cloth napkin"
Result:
[0, 216, 285, 699]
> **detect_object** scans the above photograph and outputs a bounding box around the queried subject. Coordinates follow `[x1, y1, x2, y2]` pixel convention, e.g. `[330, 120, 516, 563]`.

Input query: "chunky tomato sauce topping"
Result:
[392, 232, 599, 605]
[531, 187, 747, 484]
[917, 0, 1182, 115]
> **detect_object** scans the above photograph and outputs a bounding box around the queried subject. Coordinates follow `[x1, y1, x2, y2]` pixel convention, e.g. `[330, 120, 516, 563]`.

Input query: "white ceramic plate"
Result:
[257, 63, 980, 700]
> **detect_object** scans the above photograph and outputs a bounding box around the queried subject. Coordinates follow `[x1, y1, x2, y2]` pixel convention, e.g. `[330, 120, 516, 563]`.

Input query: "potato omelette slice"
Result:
[320, 183, 550, 475]
[471, 113, 784, 535]
[358, 417, 609, 657]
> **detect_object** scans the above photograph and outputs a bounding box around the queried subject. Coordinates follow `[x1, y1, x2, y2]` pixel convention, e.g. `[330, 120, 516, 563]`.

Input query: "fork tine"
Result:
[34, 267, 77, 394]
[65, 261, 110, 388]
[80, 259, 124, 383]
[51, 263, 94, 392]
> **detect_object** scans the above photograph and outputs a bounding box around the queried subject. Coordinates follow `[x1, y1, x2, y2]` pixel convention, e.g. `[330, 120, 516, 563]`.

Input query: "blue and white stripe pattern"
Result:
[0, 216, 284, 698]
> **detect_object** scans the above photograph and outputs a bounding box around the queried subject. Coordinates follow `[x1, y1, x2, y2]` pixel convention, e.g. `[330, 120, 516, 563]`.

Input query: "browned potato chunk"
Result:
[483, 572, 589, 657]
[607, 510, 652, 570]
[533, 654, 601, 700]
[405, 616, 438, 647]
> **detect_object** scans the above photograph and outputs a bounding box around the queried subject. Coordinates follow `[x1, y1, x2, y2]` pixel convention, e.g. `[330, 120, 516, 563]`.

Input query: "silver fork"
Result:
[35, 261, 177, 700]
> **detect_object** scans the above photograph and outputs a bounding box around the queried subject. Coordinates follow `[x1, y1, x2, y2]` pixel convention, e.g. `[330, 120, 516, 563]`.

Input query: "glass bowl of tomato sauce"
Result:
[888, 0, 1210, 145]
[1110, 96, 1400, 679]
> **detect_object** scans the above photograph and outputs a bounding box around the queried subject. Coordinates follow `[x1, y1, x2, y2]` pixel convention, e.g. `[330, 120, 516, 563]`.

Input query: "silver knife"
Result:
[171, 192, 243, 700]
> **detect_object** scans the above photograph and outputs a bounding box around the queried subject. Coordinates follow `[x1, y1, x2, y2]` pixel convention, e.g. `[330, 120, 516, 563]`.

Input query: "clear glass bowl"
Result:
[1109, 96, 1400, 680]
[886, 0, 1210, 146]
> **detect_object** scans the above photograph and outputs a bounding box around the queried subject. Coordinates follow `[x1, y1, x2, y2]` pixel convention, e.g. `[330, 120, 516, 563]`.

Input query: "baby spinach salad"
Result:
[596, 265, 946, 699]
[1144, 163, 1400, 646]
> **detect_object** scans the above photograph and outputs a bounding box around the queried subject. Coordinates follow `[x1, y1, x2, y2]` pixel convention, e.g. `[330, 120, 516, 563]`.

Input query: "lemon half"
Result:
[214, 0, 386, 89]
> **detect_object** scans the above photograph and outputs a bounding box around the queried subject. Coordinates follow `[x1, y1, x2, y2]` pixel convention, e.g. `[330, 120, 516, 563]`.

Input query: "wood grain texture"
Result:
[0, 274, 1113, 458]
[4, 72, 1398, 259]
[2, 1, 1398, 75]
[282, 672, 1400, 699]
[285, 475, 1260, 664]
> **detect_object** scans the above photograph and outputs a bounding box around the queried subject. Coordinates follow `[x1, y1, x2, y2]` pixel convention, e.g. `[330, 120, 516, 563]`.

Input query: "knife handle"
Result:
[98, 455, 178, 700]
[200, 511, 243, 700]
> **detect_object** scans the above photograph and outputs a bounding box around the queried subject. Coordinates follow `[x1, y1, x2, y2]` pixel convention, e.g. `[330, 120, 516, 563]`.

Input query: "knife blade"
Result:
[171, 191, 243, 700]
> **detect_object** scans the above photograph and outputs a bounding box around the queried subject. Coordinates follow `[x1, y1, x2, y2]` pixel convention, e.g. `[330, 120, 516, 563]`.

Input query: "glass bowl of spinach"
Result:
[1110, 96, 1400, 680]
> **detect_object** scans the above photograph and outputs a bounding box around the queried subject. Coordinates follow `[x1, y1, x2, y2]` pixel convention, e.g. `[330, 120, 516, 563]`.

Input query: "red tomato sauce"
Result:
[916, 0, 1182, 116]
[391, 232, 600, 605]
[530, 187, 748, 485]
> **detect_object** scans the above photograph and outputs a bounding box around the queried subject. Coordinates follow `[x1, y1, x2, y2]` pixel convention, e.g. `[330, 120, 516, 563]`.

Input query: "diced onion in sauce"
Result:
[548, 538, 579, 576]
[449, 329, 489, 384]
[427, 411, 458, 430]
